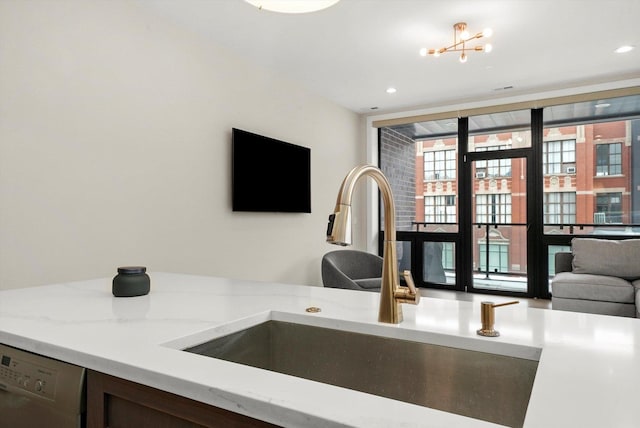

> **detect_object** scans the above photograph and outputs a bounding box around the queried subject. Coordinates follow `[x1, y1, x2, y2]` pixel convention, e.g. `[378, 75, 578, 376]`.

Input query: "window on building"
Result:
[596, 192, 622, 223]
[476, 194, 512, 224]
[544, 192, 576, 224]
[479, 243, 509, 273]
[424, 150, 456, 180]
[475, 146, 511, 177]
[424, 195, 456, 223]
[543, 140, 576, 174]
[442, 242, 455, 270]
[596, 143, 622, 176]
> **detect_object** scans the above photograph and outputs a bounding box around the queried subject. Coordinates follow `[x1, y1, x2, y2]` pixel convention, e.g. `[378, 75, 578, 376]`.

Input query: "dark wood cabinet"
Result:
[87, 370, 278, 428]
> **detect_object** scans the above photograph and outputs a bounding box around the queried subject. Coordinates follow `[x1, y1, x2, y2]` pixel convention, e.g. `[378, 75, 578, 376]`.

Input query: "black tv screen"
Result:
[232, 128, 311, 213]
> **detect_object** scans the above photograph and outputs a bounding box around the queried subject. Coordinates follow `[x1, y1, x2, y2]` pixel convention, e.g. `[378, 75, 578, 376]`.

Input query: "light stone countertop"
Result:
[1, 272, 639, 427]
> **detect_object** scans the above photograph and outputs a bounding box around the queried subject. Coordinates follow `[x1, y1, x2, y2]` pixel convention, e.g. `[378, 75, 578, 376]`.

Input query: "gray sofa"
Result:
[551, 238, 640, 318]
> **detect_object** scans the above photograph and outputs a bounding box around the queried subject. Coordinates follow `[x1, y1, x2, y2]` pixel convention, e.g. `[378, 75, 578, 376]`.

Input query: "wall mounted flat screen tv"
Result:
[232, 128, 311, 213]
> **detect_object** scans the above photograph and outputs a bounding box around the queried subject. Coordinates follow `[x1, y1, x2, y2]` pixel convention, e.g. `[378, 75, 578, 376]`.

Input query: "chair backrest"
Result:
[323, 250, 383, 280]
[322, 250, 383, 291]
[554, 252, 574, 274]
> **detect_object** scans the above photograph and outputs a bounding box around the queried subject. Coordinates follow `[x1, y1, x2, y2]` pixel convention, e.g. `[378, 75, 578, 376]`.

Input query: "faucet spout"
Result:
[327, 165, 420, 324]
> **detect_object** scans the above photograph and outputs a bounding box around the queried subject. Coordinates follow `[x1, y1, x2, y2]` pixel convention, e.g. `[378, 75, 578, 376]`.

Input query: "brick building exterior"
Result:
[414, 121, 633, 276]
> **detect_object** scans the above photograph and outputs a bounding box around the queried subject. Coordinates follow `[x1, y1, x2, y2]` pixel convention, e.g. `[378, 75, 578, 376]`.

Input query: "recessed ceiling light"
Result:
[615, 45, 634, 53]
[386, 87, 397, 94]
[595, 102, 611, 108]
[244, 0, 340, 13]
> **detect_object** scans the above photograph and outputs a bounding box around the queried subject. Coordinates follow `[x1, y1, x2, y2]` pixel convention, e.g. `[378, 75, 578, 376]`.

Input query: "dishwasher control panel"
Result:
[0, 344, 85, 428]
[0, 346, 59, 399]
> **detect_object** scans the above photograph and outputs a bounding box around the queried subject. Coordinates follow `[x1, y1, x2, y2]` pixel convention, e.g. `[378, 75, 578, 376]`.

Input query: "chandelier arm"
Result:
[442, 48, 475, 53]
[438, 40, 468, 53]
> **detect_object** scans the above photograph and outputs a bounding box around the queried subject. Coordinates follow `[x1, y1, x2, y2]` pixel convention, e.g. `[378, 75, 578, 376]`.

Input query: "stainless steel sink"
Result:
[184, 320, 538, 427]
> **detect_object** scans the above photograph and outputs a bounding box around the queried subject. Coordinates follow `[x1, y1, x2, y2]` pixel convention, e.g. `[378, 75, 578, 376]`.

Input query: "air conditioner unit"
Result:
[566, 166, 576, 174]
[475, 172, 486, 179]
[594, 212, 606, 224]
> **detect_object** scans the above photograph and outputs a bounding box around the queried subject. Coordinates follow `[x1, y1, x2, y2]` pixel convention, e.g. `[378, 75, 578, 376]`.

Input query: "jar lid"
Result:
[117, 266, 147, 274]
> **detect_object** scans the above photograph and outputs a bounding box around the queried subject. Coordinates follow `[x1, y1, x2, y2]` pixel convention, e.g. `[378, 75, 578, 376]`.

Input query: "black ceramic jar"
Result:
[112, 266, 150, 297]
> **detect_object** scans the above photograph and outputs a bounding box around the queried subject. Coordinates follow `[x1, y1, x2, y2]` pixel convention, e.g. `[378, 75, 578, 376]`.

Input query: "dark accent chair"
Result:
[321, 250, 383, 292]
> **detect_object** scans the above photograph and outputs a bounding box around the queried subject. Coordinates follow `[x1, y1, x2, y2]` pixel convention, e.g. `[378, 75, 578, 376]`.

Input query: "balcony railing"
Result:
[544, 222, 640, 235]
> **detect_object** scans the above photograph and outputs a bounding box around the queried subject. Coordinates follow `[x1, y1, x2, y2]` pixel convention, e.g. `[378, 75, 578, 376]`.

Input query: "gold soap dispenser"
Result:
[477, 301, 519, 337]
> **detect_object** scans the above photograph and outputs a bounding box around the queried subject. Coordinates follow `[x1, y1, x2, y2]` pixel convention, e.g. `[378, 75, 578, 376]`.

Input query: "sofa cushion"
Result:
[571, 238, 640, 280]
[552, 296, 637, 317]
[552, 272, 635, 303]
[633, 280, 640, 318]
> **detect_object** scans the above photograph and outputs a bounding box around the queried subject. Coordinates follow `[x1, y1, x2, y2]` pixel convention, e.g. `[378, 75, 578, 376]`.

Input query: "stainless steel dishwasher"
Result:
[0, 344, 86, 428]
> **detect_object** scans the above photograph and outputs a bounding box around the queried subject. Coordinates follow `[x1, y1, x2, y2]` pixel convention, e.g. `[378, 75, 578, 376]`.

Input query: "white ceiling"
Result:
[138, 0, 639, 114]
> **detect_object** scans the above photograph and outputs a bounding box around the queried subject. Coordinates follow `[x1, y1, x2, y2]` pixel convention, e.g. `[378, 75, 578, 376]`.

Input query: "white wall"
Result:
[0, 1, 365, 289]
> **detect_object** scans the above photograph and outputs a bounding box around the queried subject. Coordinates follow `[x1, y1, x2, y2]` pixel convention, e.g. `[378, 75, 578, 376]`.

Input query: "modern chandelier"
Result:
[420, 22, 493, 63]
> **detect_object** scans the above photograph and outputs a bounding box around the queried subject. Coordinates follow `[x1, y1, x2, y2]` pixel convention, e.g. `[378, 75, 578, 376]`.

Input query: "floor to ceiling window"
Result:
[379, 90, 640, 298]
[542, 95, 640, 293]
[380, 119, 459, 288]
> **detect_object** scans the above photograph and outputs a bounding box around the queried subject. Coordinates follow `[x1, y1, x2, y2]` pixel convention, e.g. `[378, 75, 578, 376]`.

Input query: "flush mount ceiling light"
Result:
[420, 22, 493, 63]
[615, 45, 635, 54]
[245, 0, 340, 13]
